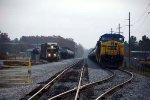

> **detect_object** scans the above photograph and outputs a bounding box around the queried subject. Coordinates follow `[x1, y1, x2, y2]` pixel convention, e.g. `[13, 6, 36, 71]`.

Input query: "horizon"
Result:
[0, 0, 150, 49]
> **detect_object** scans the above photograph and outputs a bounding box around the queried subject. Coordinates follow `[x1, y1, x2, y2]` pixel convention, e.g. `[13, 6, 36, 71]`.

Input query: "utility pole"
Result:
[128, 12, 131, 67]
[110, 28, 113, 34]
[117, 23, 123, 34]
[126, 12, 131, 67]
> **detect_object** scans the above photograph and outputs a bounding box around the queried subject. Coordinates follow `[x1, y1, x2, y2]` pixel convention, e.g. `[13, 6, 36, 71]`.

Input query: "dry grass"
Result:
[139, 61, 150, 67]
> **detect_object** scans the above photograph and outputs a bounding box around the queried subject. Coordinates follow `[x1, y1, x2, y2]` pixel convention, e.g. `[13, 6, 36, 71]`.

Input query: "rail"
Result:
[49, 69, 114, 100]
[74, 65, 85, 100]
[28, 59, 82, 100]
[95, 69, 133, 100]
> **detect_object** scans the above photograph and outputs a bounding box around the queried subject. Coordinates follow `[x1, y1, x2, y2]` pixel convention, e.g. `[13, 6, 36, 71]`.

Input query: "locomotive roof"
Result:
[101, 33, 124, 38]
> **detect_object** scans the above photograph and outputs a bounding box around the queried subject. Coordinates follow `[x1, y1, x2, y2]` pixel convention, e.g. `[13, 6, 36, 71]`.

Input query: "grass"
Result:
[120, 66, 150, 77]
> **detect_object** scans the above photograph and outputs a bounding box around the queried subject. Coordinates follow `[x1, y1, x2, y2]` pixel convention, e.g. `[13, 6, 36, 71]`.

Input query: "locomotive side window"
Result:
[101, 37, 111, 42]
[113, 37, 124, 42]
[118, 37, 124, 42]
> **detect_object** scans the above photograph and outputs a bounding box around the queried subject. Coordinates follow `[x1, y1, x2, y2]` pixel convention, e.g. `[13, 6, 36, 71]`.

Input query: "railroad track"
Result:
[48, 67, 133, 100]
[95, 69, 133, 100]
[27, 58, 84, 100]
[27, 59, 133, 100]
[48, 69, 114, 100]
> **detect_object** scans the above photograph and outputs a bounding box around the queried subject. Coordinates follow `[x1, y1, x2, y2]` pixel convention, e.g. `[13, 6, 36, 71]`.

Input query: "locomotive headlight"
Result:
[51, 45, 54, 49]
[48, 53, 51, 57]
[54, 53, 56, 57]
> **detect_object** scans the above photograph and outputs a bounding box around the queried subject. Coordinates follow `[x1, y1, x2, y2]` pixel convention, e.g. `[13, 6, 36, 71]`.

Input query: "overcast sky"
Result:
[0, 0, 150, 49]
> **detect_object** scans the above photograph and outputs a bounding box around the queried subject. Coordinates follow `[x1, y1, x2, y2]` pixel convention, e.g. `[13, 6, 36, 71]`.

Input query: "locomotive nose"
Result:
[102, 41, 123, 63]
[106, 41, 119, 55]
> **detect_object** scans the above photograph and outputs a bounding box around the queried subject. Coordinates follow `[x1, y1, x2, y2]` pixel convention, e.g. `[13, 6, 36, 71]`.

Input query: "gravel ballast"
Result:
[87, 58, 150, 100]
[87, 59, 109, 82]
[1, 58, 149, 100]
[108, 73, 150, 100]
[0, 58, 80, 100]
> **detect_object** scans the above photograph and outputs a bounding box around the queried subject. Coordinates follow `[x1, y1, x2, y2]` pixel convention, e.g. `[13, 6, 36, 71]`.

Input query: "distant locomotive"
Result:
[88, 33, 124, 68]
[59, 47, 75, 59]
[40, 43, 59, 61]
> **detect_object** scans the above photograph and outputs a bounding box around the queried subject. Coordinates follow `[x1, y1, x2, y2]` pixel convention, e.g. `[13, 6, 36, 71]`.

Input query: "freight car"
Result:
[88, 33, 124, 68]
[40, 43, 59, 61]
[59, 47, 75, 59]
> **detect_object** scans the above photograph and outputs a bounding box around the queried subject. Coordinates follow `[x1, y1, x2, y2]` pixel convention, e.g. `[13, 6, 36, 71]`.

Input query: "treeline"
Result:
[0, 32, 10, 59]
[124, 35, 150, 57]
[0, 31, 84, 59]
[20, 35, 76, 51]
[125, 35, 150, 51]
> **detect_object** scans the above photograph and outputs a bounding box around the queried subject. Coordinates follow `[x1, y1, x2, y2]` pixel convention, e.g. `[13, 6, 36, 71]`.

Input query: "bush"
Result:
[0, 52, 7, 60]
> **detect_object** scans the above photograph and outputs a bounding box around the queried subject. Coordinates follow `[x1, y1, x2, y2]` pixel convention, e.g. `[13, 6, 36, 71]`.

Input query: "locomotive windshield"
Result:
[47, 48, 58, 52]
[100, 34, 124, 43]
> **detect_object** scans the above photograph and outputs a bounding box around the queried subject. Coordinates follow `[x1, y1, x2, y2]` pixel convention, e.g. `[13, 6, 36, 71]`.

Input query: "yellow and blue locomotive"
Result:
[88, 33, 124, 68]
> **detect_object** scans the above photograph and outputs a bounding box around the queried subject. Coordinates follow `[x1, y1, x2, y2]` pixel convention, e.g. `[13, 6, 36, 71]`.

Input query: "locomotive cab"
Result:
[100, 34, 124, 43]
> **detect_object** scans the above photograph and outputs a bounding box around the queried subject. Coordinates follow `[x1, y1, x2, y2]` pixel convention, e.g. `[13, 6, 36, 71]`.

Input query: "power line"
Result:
[134, 9, 150, 32]
[132, 3, 150, 33]
[133, 3, 150, 24]
[140, 13, 149, 25]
